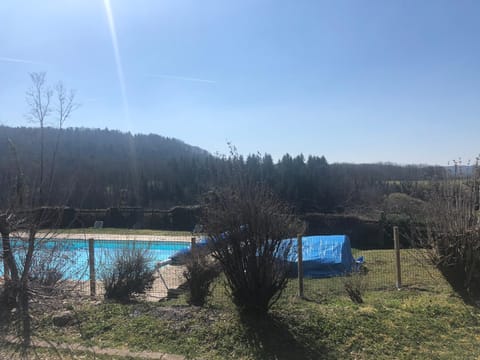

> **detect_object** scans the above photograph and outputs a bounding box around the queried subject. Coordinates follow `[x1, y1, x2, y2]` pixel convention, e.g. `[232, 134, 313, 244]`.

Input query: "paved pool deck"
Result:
[30, 232, 193, 242]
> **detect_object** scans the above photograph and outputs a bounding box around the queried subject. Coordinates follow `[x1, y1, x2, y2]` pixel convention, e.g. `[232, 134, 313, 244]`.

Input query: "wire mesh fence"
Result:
[0, 231, 447, 303]
[289, 247, 446, 302]
[0, 232, 194, 301]
[69, 234, 193, 300]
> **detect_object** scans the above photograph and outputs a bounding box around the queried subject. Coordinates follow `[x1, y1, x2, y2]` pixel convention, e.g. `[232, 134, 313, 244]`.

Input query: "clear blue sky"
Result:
[1, 0, 479, 165]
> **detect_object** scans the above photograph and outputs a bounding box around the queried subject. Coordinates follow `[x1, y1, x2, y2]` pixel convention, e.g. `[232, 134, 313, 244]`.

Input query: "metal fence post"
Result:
[297, 234, 304, 298]
[88, 238, 96, 297]
[393, 226, 402, 289]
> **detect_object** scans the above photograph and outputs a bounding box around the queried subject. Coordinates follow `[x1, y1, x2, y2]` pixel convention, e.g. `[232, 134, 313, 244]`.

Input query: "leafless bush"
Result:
[201, 177, 302, 316]
[418, 176, 480, 300]
[27, 241, 79, 293]
[343, 271, 367, 304]
[101, 247, 155, 302]
[182, 247, 221, 306]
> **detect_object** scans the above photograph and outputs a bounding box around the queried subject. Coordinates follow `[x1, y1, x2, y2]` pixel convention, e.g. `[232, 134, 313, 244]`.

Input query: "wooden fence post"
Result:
[88, 238, 96, 297]
[297, 234, 304, 298]
[2, 236, 10, 281]
[393, 226, 402, 289]
[191, 236, 196, 256]
[2, 260, 8, 280]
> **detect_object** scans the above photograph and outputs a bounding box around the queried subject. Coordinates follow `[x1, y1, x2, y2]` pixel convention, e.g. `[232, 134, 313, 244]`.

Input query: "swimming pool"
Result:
[0, 239, 191, 281]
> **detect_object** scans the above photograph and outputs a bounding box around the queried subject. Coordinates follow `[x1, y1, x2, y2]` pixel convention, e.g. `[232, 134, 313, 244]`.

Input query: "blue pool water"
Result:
[0, 239, 191, 281]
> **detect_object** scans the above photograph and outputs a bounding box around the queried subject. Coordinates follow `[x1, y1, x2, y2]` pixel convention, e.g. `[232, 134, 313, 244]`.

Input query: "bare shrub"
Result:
[201, 178, 302, 316]
[343, 271, 367, 304]
[27, 241, 76, 293]
[182, 247, 220, 306]
[29, 264, 63, 291]
[419, 175, 480, 300]
[101, 247, 155, 302]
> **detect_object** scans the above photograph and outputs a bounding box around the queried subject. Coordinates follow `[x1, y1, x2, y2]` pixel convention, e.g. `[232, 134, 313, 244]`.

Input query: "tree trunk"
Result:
[18, 283, 31, 353]
[2, 232, 11, 280]
[1, 217, 19, 282]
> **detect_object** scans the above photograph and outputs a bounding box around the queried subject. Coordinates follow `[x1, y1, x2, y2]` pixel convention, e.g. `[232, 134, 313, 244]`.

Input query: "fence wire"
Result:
[0, 232, 446, 303]
[290, 247, 446, 302]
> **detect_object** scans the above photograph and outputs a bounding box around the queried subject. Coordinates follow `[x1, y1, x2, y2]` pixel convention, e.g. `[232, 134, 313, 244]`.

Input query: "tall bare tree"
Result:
[1, 72, 78, 354]
[25, 72, 52, 205]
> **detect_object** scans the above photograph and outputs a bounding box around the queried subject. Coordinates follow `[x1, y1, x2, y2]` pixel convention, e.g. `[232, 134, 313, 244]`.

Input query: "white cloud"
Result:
[147, 73, 216, 84]
[0, 56, 46, 65]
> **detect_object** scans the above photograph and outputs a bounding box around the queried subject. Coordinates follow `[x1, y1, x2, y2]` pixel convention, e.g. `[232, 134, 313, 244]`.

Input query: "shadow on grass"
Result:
[0, 287, 15, 334]
[239, 312, 332, 360]
[0, 308, 11, 342]
[439, 265, 480, 306]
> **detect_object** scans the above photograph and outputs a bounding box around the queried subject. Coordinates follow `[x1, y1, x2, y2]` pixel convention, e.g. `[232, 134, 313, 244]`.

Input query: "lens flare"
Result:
[103, 0, 129, 120]
[103, 0, 139, 203]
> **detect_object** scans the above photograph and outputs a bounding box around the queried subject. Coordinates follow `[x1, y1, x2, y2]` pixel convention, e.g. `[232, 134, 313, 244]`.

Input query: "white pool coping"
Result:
[17, 232, 192, 242]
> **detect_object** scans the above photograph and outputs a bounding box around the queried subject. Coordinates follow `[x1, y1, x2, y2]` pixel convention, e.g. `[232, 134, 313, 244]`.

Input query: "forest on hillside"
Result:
[0, 126, 446, 215]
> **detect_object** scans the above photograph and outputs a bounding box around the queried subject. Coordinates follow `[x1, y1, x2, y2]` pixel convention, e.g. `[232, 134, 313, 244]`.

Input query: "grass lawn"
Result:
[18, 249, 480, 359]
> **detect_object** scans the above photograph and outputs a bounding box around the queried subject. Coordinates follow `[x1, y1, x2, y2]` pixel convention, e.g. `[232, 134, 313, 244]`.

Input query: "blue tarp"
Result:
[286, 235, 357, 278]
[170, 236, 208, 262]
[170, 234, 360, 279]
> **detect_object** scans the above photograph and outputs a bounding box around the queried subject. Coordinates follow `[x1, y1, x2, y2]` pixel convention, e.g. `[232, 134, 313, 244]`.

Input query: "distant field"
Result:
[384, 180, 433, 185]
